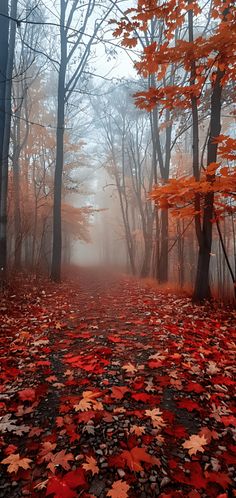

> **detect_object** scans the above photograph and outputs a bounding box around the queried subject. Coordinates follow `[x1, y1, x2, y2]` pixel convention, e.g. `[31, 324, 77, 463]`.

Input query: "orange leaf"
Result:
[107, 480, 130, 498]
[1, 453, 32, 473]
[110, 386, 129, 400]
[182, 434, 207, 456]
[82, 455, 99, 475]
[47, 450, 74, 473]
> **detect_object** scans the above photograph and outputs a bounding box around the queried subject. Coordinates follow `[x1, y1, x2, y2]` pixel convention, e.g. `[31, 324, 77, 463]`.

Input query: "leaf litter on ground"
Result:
[0, 267, 235, 497]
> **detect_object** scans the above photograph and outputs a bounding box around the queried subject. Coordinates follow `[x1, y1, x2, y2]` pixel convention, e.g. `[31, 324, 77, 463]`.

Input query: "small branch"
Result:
[168, 218, 193, 253]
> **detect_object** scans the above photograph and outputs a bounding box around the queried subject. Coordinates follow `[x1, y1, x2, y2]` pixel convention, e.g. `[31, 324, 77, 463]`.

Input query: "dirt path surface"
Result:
[0, 268, 235, 497]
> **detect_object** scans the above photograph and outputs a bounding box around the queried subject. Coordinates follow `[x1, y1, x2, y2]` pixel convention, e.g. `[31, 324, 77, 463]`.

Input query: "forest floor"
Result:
[0, 267, 235, 498]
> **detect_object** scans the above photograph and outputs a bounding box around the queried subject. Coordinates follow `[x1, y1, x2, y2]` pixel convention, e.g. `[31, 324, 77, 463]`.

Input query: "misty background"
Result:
[0, 0, 235, 301]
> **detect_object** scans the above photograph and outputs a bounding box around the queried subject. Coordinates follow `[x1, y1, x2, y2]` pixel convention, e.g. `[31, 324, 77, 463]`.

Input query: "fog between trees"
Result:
[0, 0, 235, 302]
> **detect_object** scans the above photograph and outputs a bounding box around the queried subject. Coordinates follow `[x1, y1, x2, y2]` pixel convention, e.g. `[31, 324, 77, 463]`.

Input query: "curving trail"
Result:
[0, 268, 235, 497]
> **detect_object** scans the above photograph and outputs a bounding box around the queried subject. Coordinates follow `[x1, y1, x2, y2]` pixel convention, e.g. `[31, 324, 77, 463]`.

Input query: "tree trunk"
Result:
[0, 0, 9, 285]
[50, 0, 66, 282]
[0, 0, 16, 283]
[193, 68, 224, 301]
[140, 235, 152, 277]
[50, 88, 65, 281]
[12, 103, 22, 269]
[177, 220, 185, 288]
[159, 209, 168, 282]
[0, 0, 9, 186]
[150, 100, 171, 283]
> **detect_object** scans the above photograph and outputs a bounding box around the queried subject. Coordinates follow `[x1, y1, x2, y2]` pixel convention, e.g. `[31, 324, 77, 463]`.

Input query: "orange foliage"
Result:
[113, 0, 236, 224]
[149, 165, 236, 220]
[7, 172, 93, 244]
[113, 1, 236, 110]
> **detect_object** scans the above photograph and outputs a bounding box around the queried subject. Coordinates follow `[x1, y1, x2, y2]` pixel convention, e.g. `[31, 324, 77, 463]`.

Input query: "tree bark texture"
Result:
[50, 0, 66, 282]
[0, 0, 9, 285]
[0, 0, 16, 281]
[193, 68, 224, 301]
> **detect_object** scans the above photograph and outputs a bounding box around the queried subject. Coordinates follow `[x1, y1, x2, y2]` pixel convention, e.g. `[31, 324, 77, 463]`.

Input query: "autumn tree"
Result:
[0, 0, 9, 284]
[51, 0, 117, 282]
[114, 0, 236, 300]
[0, 1, 9, 176]
[0, 0, 47, 280]
[94, 83, 157, 276]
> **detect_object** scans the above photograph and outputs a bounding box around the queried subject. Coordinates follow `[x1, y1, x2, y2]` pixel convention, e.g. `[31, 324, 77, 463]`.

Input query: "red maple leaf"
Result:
[205, 471, 232, 489]
[185, 382, 205, 394]
[132, 393, 152, 403]
[221, 415, 236, 427]
[18, 388, 36, 402]
[110, 386, 129, 400]
[177, 399, 202, 412]
[120, 446, 160, 472]
[46, 469, 87, 498]
[172, 462, 206, 488]
[46, 478, 76, 498]
[148, 360, 163, 369]
[108, 336, 123, 343]
[63, 469, 87, 488]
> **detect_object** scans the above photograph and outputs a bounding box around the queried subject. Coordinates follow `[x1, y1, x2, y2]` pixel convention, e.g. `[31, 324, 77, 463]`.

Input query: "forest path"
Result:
[0, 268, 235, 497]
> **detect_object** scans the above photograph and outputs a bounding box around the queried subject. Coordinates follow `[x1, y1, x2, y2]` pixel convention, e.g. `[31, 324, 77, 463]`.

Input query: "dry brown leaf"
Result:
[34, 479, 48, 490]
[92, 400, 104, 411]
[199, 427, 219, 444]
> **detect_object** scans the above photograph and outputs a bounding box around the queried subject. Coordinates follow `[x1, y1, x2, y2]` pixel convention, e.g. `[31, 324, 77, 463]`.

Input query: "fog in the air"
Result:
[0, 0, 234, 301]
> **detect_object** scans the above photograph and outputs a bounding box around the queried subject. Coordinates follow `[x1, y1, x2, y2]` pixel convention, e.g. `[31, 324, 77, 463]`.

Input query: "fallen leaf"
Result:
[82, 455, 99, 475]
[1, 453, 32, 473]
[145, 408, 166, 429]
[0, 414, 19, 434]
[46, 468, 87, 497]
[38, 441, 57, 463]
[205, 471, 232, 488]
[107, 479, 130, 498]
[122, 363, 137, 373]
[74, 390, 103, 412]
[18, 388, 36, 402]
[47, 450, 74, 473]
[110, 386, 129, 400]
[182, 434, 207, 456]
[120, 446, 160, 472]
[130, 425, 146, 436]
